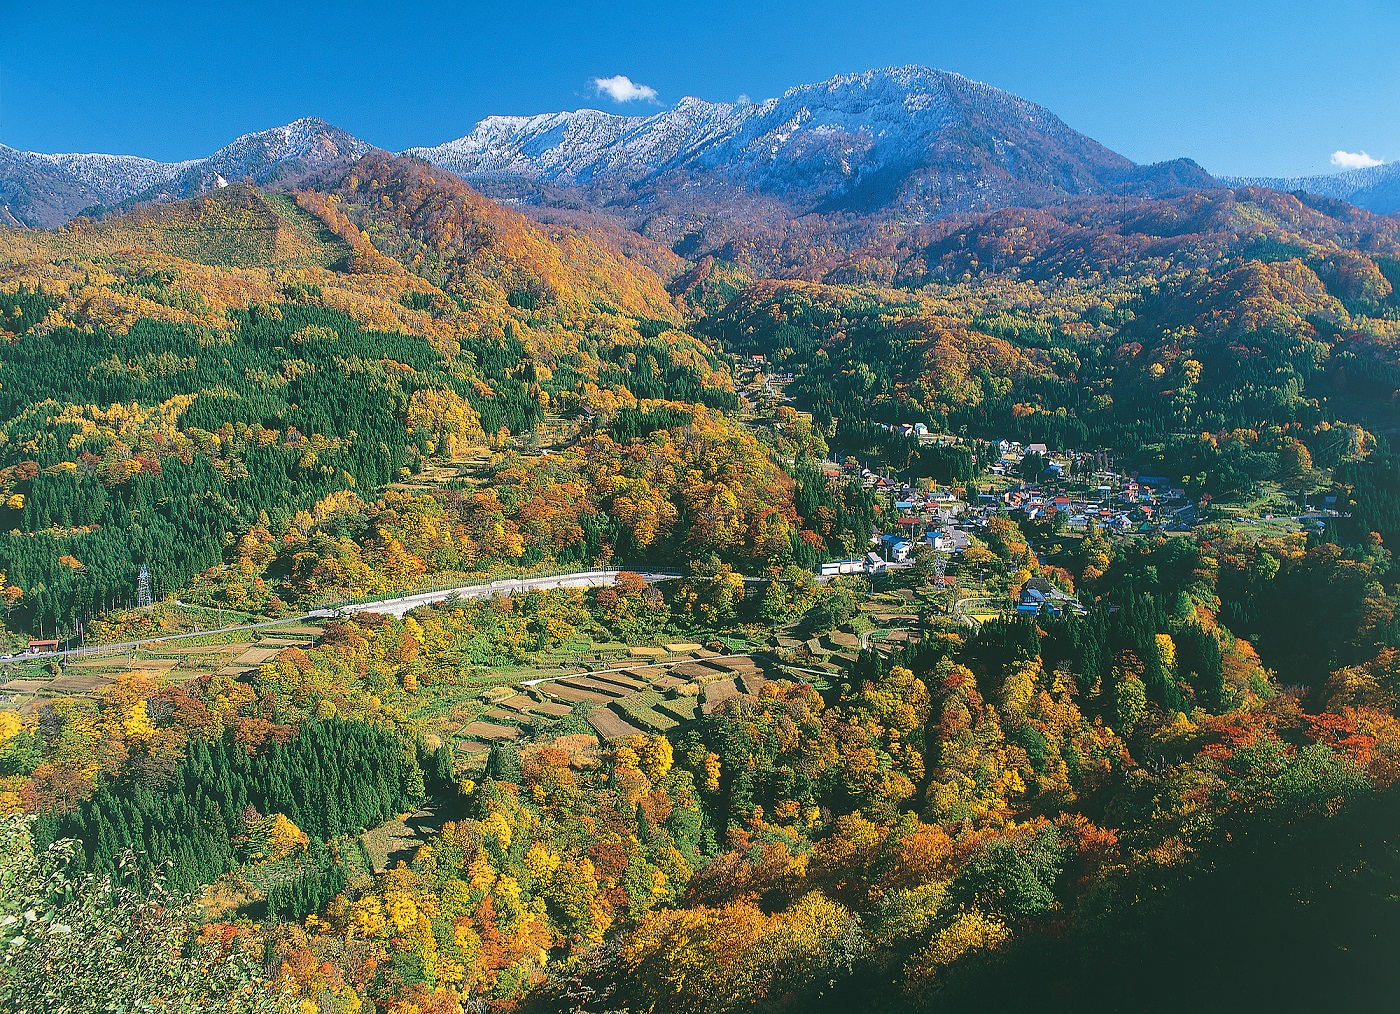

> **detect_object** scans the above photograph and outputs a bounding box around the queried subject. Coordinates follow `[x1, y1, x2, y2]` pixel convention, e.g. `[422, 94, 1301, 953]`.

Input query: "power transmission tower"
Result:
[136, 565, 153, 609]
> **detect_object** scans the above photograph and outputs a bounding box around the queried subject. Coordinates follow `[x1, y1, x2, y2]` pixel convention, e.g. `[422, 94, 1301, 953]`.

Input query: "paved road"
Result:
[951, 595, 998, 628]
[11, 568, 683, 663]
[332, 569, 682, 618]
[859, 627, 897, 650]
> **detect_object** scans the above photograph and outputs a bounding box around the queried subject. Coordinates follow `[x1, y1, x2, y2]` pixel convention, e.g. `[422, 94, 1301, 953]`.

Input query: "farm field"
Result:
[0, 619, 325, 713]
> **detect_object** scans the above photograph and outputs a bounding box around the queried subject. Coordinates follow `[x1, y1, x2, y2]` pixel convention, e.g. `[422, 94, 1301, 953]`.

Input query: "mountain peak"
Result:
[406, 65, 1212, 224]
[0, 118, 373, 227]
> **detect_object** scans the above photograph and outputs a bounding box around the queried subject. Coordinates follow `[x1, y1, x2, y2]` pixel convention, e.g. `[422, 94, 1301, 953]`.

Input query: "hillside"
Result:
[7, 184, 352, 268]
[0, 153, 790, 628]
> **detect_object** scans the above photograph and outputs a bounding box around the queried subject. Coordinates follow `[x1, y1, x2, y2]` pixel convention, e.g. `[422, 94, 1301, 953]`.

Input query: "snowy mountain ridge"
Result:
[0, 117, 372, 227]
[2, 67, 1224, 229]
[404, 66, 1176, 214]
[1220, 162, 1400, 215]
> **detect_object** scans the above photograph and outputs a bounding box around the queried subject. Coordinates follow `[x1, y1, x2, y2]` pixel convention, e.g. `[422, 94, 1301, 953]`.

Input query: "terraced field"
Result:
[0, 620, 325, 713]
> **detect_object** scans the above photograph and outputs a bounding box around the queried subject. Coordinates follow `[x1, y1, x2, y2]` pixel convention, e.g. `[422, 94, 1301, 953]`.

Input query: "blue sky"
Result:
[3, 0, 1397, 176]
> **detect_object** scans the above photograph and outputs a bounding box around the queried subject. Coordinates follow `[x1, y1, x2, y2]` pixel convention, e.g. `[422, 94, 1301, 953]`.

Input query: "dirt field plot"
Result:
[737, 672, 768, 695]
[671, 661, 723, 681]
[65, 654, 158, 669]
[585, 672, 649, 692]
[556, 677, 627, 698]
[587, 709, 645, 740]
[702, 678, 739, 714]
[540, 684, 613, 704]
[482, 707, 527, 723]
[706, 657, 759, 674]
[461, 721, 523, 741]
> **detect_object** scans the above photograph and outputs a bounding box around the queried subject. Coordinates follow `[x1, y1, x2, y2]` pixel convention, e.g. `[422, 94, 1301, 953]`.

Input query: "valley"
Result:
[2, 63, 1400, 1014]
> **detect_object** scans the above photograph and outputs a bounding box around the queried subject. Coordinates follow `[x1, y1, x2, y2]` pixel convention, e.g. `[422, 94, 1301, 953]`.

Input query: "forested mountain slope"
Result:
[0, 154, 800, 629]
[704, 186, 1400, 497]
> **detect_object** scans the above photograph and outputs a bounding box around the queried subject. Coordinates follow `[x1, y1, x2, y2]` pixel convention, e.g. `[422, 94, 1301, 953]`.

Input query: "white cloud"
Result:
[592, 75, 658, 104]
[1331, 149, 1383, 170]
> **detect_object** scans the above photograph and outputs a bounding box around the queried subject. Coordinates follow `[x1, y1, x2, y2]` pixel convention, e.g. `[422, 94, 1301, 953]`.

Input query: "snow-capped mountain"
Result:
[406, 67, 1217, 218]
[0, 68, 1221, 231]
[1220, 162, 1400, 215]
[0, 118, 372, 227]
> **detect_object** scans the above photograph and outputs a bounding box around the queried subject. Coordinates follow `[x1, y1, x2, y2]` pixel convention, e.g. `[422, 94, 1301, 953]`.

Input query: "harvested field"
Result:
[47, 672, 119, 692]
[263, 624, 323, 636]
[587, 709, 645, 740]
[231, 646, 283, 665]
[66, 654, 168, 669]
[665, 643, 703, 654]
[585, 672, 649, 692]
[702, 678, 739, 714]
[461, 721, 522, 741]
[141, 643, 240, 657]
[556, 677, 627, 697]
[482, 707, 526, 723]
[671, 661, 724, 680]
[737, 672, 768, 695]
[651, 674, 690, 691]
[629, 647, 669, 659]
[540, 684, 613, 704]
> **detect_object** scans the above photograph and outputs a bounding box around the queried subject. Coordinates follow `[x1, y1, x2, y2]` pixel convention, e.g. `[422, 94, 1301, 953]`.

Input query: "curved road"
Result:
[10, 568, 682, 664]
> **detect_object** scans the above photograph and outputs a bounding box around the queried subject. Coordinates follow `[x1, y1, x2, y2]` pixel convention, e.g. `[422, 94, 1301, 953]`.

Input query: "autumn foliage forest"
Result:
[2, 154, 1400, 1012]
